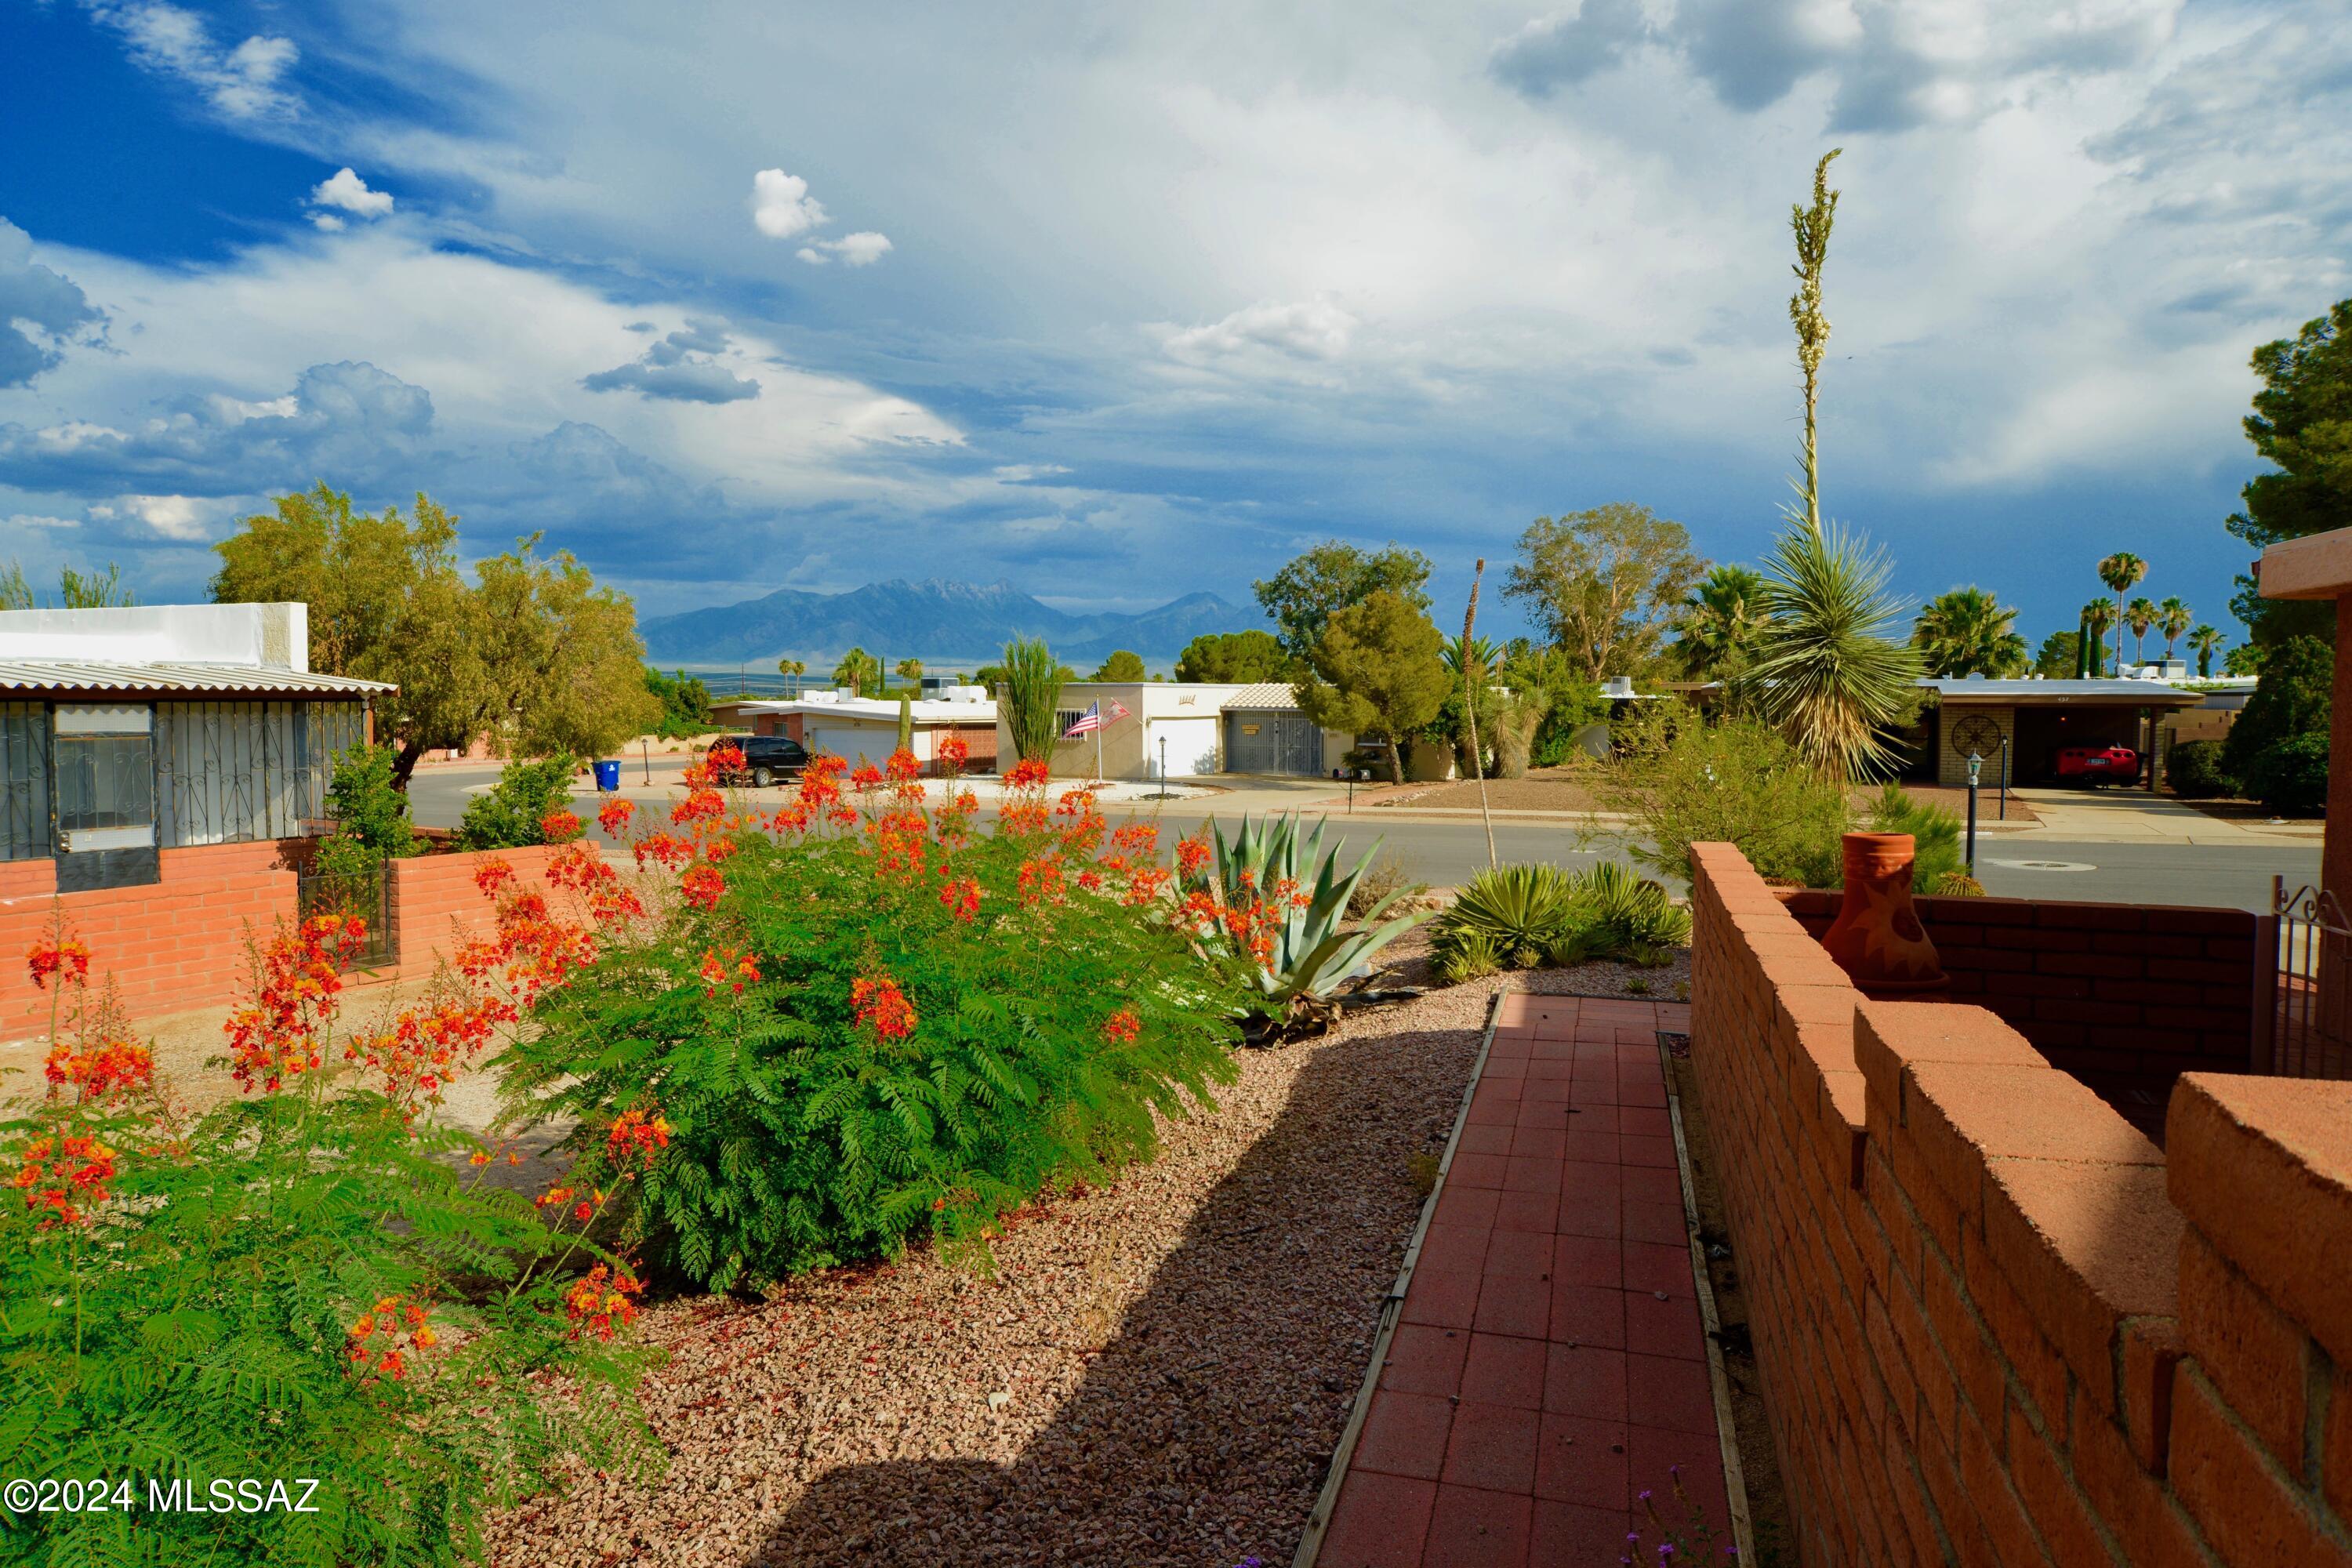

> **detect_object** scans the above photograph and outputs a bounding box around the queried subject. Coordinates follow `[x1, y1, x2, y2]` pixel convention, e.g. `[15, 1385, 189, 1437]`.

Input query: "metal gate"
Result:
[2259, 877, 2352, 1078]
[298, 862, 396, 969]
[1225, 711, 1323, 775]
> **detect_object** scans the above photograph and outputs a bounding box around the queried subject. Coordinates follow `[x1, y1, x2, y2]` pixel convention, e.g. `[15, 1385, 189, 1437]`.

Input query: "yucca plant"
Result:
[1572, 860, 1693, 954]
[1187, 815, 1428, 1040]
[1432, 864, 1580, 970]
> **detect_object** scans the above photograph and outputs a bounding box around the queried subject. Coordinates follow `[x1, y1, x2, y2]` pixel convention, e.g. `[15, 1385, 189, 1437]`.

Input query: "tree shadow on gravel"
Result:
[744, 1025, 1478, 1568]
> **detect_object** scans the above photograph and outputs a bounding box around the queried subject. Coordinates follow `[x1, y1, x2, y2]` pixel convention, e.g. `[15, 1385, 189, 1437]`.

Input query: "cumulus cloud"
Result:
[795, 231, 894, 267]
[1489, 0, 1652, 96]
[0, 219, 103, 387]
[89, 494, 207, 540]
[1160, 299, 1359, 368]
[91, 2, 299, 120]
[0, 361, 434, 496]
[581, 319, 761, 403]
[750, 169, 828, 239]
[309, 168, 394, 230]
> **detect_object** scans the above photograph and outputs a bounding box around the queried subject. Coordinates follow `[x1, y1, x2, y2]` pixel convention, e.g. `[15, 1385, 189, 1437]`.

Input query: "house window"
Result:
[54, 705, 155, 851]
[0, 702, 49, 862]
[1055, 710, 1085, 739]
[155, 699, 364, 848]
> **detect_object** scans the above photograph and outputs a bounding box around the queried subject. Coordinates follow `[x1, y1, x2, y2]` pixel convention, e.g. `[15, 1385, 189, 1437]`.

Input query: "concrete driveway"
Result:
[2005, 786, 2325, 845]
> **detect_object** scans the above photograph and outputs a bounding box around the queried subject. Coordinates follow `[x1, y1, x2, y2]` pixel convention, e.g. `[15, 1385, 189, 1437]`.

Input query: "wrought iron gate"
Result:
[297, 862, 396, 969]
[2260, 877, 2352, 1079]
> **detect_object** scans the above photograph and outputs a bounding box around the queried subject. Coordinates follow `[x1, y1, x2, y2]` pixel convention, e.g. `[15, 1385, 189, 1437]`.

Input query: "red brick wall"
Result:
[386, 842, 594, 966]
[0, 840, 304, 1032]
[1691, 840, 2352, 1567]
[1778, 888, 2257, 1107]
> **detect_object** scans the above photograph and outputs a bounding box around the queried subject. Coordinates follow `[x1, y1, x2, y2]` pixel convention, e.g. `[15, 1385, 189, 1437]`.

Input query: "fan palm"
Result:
[1750, 522, 1923, 781]
[1675, 564, 1771, 678]
[830, 646, 880, 695]
[1911, 586, 2027, 677]
[2188, 624, 2223, 677]
[2157, 597, 2193, 660]
[1440, 633, 1501, 678]
[2124, 597, 2157, 666]
[2096, 552, 2147, 675]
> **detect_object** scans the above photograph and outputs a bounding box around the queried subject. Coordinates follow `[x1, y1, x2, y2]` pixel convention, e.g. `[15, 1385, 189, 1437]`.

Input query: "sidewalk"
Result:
[1311, 994, 1734, 1567]
[2002, 785, 2325, 844]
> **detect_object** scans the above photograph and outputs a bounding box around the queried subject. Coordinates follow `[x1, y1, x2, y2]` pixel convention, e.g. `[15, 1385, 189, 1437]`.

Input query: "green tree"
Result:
[777, 657, 806, 680]
[2157, 597, 2194, 662]
[1293, 590, 1449, 785]
[1673, 564, 1770, 680]
[470, 536, 660, 761]
[1253, 541, 1433, 662]
[2224, 643, 2264, 676]
[2188, 624, 2224, 677]
[895, 657, 924, 686]
[2124, 596, 2157, 666]
[1503, 503, 1706, 682]
[0, 560, 136, 609]
[2227, 299, 2352, 644]
[1174, 629, 1289, 683]
[1090, 649, 1146, 681]
[310, 740, 420, 884]
[999, 637, 1065, 765]
[644, 668, 715, 738]
[2223, 633, 2332, 786]
[831, 647, 881, 695]
[2034, 630, 2080, 679]
[2096, 552, 2147, 676]
[1912, 587, 2027, 677]
[2080, 600, 2118, 677]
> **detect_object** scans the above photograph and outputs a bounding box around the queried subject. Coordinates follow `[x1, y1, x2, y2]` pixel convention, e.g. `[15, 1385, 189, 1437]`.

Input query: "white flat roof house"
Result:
[735, 687, 998, 771]
[1001, 681, 1353, 781]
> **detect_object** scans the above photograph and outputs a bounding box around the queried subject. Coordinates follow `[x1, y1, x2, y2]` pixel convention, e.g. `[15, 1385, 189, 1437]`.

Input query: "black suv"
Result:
[707, 734, 808, 787]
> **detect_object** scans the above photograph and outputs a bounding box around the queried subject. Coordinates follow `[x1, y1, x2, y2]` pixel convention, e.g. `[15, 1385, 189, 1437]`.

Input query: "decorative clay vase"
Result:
[1820, 833, 1947, 995]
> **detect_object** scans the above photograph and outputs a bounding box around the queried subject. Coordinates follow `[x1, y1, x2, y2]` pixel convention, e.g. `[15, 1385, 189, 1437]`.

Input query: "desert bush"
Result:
[1432, 929, 1502, 985]
[2165, 738, 2236, 799]
[1861, 783, 1965, 892]
[458, 753, 579, 850]
[1347, 852, 1429, 920]
[0, 909, 652, 1566]
[1587, 706, 1850, 888]
[503, 751, 1250, 1290]
[1572, 859, 1693, 953]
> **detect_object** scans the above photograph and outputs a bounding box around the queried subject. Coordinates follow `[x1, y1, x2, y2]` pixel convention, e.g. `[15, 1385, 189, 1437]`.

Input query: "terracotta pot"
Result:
[1820, 833, 1947, 995]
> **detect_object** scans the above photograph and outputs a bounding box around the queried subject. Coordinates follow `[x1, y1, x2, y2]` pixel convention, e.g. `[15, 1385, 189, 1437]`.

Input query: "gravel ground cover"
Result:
[484, 977, 1537, 1567]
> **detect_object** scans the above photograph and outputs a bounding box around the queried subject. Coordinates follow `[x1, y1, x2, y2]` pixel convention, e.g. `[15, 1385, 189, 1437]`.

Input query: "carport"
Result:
[1926, 677, 2205, 789]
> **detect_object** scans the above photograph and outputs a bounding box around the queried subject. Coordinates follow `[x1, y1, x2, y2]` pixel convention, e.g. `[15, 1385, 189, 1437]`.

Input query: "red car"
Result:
[2053, 745, 2140, 784]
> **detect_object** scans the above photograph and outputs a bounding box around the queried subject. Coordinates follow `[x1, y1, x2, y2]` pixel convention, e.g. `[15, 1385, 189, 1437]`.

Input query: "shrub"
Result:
[999, 637, 1065, 766]
[2241, 730, 2330, 814]
[645, 666, 715, 739]
[1431, 860, 1689, 975]
[1346, 852, 1429, 920]
[1572, 860, 1693, 953]
[2223, 633, 2331, 782]
[1861, 784, 1965, 892]
[312, 741, 420, 893]
[2165, 738, 2237, 799]
[458, 753, 579, 850]
[1587, 706, 1851, 889]
[1436, 864, 1581, 968]
[0, 910, 652, 1566]
[1432, 929, 1502, 985]
[502, 753, 1250, 1290]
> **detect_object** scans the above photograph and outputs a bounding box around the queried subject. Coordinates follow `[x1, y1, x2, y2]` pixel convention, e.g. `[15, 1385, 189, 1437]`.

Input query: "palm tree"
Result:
[2157, 597, 2193, 662]
[2082, 600, 2118, 676]
[895, 657, 924, 685]
[2124, 597, 2157, 667]
[1911, 586, 2027, 678]
[1675, 564, 1771, 678]
[831, 647, 879, 696]
[776, 658, 805, 678]
[2188, 624, 2223, 677]
[1440, 632, 1501, 677]
[2096, 552, 2147, 675]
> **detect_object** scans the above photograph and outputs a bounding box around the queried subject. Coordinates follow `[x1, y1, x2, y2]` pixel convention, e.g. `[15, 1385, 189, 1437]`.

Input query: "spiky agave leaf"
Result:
[1750, 516, 1922, 782]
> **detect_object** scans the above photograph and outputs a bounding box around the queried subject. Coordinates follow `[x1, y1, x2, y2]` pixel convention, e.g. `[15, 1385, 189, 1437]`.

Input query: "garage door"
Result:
[1225, 711, 1323, 775]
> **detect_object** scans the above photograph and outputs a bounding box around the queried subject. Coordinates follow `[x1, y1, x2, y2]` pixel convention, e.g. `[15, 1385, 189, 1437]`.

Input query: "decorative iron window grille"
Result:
[154, 701, 365, 848]
[0, 703, 51, 862]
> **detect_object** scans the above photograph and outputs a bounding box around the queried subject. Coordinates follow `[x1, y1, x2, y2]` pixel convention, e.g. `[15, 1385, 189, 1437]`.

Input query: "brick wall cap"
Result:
[1909, 1061, 2165, 1168]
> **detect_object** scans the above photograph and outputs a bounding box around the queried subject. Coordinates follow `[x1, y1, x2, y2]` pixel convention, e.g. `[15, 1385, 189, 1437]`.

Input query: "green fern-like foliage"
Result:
[503, 826, 1249, 1292]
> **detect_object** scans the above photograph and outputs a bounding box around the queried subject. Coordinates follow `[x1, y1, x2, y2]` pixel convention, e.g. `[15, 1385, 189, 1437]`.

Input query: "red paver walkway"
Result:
[1316, 993, 1734, 1568]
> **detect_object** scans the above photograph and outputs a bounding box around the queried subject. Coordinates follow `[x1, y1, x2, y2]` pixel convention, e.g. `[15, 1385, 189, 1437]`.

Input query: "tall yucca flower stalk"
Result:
[1000, 636, 1065, 766]
[1754, 147, 1922, 781]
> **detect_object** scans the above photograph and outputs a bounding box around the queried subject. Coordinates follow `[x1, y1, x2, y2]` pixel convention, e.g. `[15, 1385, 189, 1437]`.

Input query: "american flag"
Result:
[1063, 702, 1105, 737]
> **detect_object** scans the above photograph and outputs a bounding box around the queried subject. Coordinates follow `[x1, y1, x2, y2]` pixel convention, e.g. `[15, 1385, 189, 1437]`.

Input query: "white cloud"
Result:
[796, 231, 894, 267]
[1160, 299, 1359, 367]
[310, 169, 395, 227]
[750, 169, 827, 239]
[89, 495, 207, 540]
[3, 514, 78, 532]
[95, 3, 299, 120]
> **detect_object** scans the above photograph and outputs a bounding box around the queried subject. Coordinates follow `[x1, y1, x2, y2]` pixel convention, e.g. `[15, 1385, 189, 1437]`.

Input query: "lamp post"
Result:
[1998, 735, 2010, 822]
[1965, 751, 1983, 875]
[1156, 735, 1168, 799]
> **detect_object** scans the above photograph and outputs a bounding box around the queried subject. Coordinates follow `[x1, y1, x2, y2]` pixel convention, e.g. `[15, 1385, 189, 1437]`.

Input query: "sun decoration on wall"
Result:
[1949, 714, 2002, 759]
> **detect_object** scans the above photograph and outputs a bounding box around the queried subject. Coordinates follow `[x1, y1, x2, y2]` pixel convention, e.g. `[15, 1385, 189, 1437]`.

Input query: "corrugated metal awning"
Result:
[0, 661, 394, 696]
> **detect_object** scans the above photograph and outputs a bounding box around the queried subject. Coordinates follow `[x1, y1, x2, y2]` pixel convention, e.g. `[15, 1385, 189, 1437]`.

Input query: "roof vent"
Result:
[1601, 676, 1635, 699]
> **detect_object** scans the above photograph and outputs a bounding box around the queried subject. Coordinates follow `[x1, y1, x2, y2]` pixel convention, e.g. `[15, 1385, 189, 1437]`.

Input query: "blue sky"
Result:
[1, 0, 2343, 656]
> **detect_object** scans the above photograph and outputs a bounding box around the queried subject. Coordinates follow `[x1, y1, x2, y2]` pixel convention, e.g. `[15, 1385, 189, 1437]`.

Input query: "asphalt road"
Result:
[404, 763, 2318, 913]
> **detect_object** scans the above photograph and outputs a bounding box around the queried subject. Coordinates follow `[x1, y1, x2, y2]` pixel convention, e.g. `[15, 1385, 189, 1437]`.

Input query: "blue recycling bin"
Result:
[593, 759, 622, 793]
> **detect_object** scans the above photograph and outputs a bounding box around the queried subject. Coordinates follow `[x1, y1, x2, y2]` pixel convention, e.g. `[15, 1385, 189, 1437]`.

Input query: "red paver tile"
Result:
[1523, 1076, 1577, 1103]
[1545, 1342, 1629, 1420]
[1435, 1184, 1501, 1228]
[1535, 1411, 1630, 1509]
[1621, 1134, 1679, 1169]
[1468, 1096, 1518, 1127]
[1484, 1228, 1556, 1279]
[1483, 1053, 1529, 1080]
[1551, 1283, 1626, 1348]
[1559, 1159, 1621, 1200]
[1384, 1322, 1471, 1397]
[1528, 1501, 1636, 1568]
[1319, 1472, 1438, 1568]
[1617, 1105, 1670, 1138]
[1621, 1240, 1693, 1299]
[1621, 1165, 1682, 1206]
[1452, 1152, 1509, 1189]
[1628, 1430, 1730, 1538]
[1556, 1191, 1622, 1240]
[1621, 1200, 1685, 1246]
[1443, 1400, 1544, 1493]
[1526, 1056, 1575, 1081]
[1458, 1123, 1514, 1158]
[1488, 1031, 1534, 1059]
[1624, 1289, 1704, 1359]
[1553, 1234, 1624, 1289]
[1504, 1154, 1563, 1194]
[1625, 1351, 1715, 1436]
[1563, 1102, 1619, 1133]
[1494, 1189, 1559, 1233]
[1563, 1130, 1620, 1165]
[1419, 1221, 1490, 1275]
[1424, 1484, 1534, 1568]
[1511, 1124, 1568, 1160]
[1620, 1080, 1668, 1109]
[1568, 1077, 1619, 1106]
[1401, 1266, 1482, 1330]
[1461, 1331, 1550, 1410]
[1475, 1273, 1554, 1339]
[1356, 1389, 1455, 1479]
[1515, 1098, 1567, 1129]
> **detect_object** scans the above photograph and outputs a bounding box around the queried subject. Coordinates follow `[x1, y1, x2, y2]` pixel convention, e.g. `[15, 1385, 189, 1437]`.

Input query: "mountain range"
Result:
[637, 579, 1263, 667]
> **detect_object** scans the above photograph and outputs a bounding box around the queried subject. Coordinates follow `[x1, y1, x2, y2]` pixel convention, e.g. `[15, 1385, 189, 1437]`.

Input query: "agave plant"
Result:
[1186, 814, 1428, 1040]
[1431, 860, 1690, 976]
[1571, 860, 1692, 954]
[1433, 864, 1581, 970]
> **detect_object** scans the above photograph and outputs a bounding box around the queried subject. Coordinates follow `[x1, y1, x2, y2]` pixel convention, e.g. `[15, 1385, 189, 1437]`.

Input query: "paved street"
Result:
[402, 761, 2319, 913]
